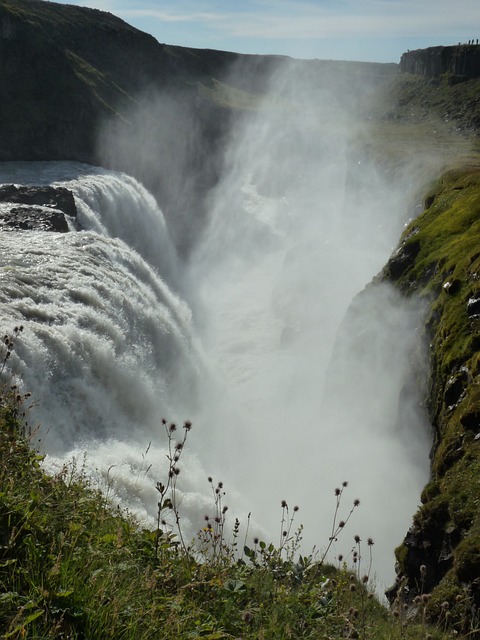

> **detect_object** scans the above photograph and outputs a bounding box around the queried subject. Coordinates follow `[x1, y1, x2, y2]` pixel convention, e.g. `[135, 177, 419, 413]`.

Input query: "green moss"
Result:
[394, 542, 409, 573]
[455, 525, 480, 582]
[383, 166, 480, 633]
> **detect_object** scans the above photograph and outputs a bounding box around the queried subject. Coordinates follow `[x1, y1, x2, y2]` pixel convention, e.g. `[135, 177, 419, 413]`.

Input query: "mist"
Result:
[159, 59, 432, 592]
[96, 57, 436, 589]
[0, 57, 441, 595]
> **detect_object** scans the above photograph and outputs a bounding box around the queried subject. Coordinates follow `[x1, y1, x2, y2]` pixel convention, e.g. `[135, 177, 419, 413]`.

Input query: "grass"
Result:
[0, 331, 473, 639]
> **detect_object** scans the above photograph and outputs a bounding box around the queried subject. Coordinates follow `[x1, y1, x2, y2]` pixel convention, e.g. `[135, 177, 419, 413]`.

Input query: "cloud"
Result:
[52, 0, 480, 61]
[116, 0, 479, 40]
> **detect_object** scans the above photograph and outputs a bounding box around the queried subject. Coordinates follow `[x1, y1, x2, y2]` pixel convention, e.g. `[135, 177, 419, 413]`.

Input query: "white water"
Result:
[0, 132, 431, 595]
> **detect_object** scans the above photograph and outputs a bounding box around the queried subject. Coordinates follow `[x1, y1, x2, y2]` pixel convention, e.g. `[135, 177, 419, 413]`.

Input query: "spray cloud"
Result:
[0, 56, 456, 594]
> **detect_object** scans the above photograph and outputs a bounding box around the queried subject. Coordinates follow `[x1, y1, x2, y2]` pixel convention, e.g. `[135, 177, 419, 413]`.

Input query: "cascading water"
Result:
[0, 65, 433, 594]
[0, 162, 215, 523]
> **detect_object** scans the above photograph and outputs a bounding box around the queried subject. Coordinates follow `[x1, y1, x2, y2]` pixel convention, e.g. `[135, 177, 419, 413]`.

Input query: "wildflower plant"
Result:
[154, 418, 192, 559]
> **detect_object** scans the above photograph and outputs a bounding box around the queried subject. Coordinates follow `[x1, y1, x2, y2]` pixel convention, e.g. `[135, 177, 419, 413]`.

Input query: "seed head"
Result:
[242, 610, 253, 624]
[367, 537, 374, 546]
[335, 487, 341, 496]
[281, 499, 287, 508]
[353, 499, 360, 507]
[354, 535, 361, 543]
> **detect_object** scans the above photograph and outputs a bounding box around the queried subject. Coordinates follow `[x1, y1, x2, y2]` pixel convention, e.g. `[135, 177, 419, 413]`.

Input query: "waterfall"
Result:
[0, 127, 431, 594]
[0, 161, 206, 450]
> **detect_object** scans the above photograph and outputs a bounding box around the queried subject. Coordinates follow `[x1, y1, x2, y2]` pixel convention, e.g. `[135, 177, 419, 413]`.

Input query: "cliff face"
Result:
[381, 169, 480, 634]
[400, 45, 480, 79]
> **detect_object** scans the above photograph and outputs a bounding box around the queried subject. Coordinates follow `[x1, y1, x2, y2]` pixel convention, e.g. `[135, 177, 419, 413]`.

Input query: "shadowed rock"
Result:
[0, 185, 77, 231]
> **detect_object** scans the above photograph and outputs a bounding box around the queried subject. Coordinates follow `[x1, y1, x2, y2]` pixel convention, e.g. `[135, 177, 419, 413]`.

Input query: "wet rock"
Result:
[444, 369, 469, 409]
[443, 279, 461, 295]
[385, 240, 420, 280]
[0, 205, 69, 232]
[467, 295, 480, 316]
[461, 411, 480, 432]
[0, 185, 77, 231]
[387, 522, 459, 605]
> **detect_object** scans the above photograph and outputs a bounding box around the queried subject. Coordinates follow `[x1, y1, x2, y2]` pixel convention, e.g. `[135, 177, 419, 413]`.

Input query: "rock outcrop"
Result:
[400, 45, 480, 79]
[0, 185, 77, 231]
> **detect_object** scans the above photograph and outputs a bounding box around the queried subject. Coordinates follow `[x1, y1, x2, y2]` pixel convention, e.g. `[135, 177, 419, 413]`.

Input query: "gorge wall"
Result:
[380, 169, 480, 634]
[400, 44, 480, 79]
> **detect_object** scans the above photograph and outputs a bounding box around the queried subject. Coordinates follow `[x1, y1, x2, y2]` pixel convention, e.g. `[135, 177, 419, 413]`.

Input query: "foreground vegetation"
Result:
[0, 333, 469, 639]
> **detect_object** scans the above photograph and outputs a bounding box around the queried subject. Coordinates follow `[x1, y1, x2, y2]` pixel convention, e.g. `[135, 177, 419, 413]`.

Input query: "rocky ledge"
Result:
[0, 185, 78, 232]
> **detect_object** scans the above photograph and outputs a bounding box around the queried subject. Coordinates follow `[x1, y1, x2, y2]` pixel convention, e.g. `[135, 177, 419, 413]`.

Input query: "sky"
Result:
[52, 0, 480, 65]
